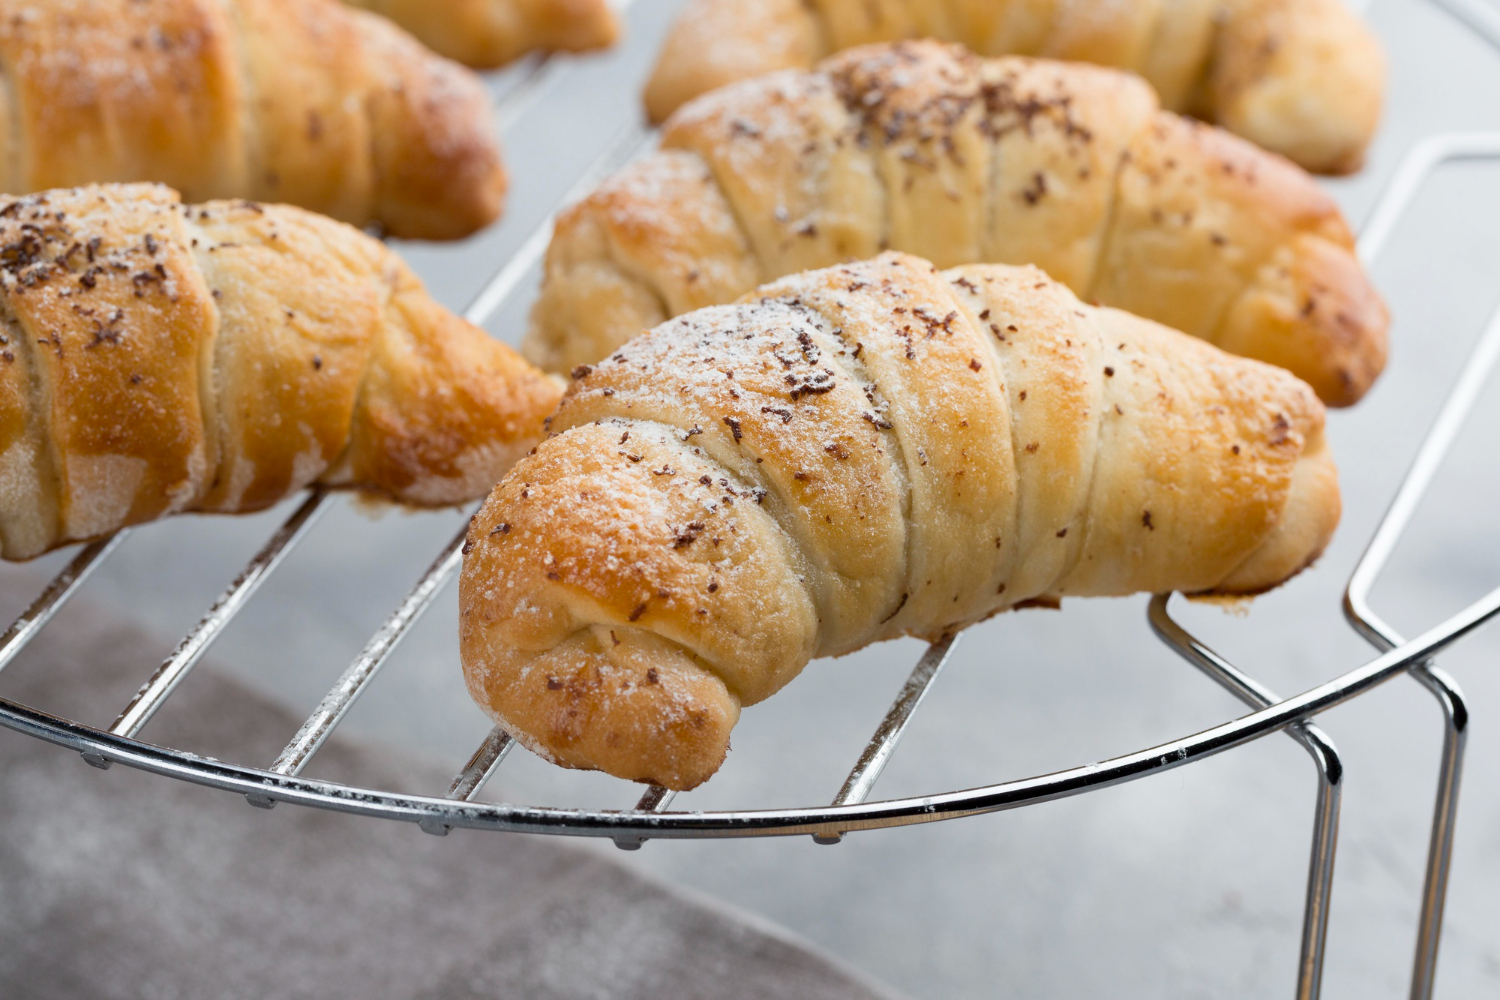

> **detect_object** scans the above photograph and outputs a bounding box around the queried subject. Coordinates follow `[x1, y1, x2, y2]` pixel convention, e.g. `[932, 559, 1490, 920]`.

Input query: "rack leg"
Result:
[1343, 622, 1471, 995]
[1147, 596, 1343, 999]
[1406, 663, 1468, 1000]
[1288, 724, 1343, 1000]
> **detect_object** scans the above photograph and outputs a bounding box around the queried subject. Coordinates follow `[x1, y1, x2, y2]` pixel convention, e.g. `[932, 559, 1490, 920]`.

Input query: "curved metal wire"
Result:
[1151, 127, 1500, 999]
[1343, 126, 1500, 1000]
[1344, 295, 1500, 1000]
[1150, 597, 1343, 1000]
[0, 7, 1494, 997]
[0, 585, 1494, 841]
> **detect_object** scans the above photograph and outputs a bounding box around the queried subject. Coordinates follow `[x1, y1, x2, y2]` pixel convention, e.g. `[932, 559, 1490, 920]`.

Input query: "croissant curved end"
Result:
[643, 0, 822, 124]
[1212, 0, 1386, 176]
[1213, 426, 1341, 596]
[457, 418, 815, 789]
[1217, 233, 1390, 408]
[460, 624, 739, 791]
[464, 254, 1344, 787]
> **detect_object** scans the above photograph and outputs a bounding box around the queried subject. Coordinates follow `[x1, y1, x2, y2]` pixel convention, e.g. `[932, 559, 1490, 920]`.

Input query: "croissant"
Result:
[528, 42, 1388, 407]
[0, 184, 562, 561]
[466, 253, 1341, 789]
[343, 0, 620, 69]
[643, 0, 1384, 175]
[0, 0, 507, 241]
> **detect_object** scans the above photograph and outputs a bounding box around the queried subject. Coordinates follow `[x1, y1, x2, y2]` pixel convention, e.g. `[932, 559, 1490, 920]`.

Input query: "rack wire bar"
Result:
[832, 634, 964, 808]
[1150, 597, 1343, 1000]
[493, 54, 559, 135]
[486, 0, 647, 134]
[1346, 299, 1500, 641]
[98, 490, 331, 751]
[634, 785, 677, 812]
[0, 535, 124, 675]
[447, 727, 517, 802]
[809, 633, 965, 846]
[418, 726, 517, 835]
[1357, 133, 1500, 264]
[614, 786, 680, 850]
[4, 584, 1495, 839]
[1149, 126, 1500, 998]
[1431, 0, 1500, 51]
[253, 528, 468, 799]
[1344, 298, 1500, 1000]
[461, 121, 652, 329]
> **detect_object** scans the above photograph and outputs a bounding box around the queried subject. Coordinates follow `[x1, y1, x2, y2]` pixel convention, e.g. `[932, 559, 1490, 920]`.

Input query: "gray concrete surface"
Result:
[2, 0, 1499, 996]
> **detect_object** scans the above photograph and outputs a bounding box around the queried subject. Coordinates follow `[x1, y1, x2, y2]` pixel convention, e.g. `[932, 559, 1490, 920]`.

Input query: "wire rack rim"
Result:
[0, 0, 1493, 846]
[4, 583, 1493, 840]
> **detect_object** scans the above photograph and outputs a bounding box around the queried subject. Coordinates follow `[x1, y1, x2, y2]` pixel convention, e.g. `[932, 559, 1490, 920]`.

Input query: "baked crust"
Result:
[468, 253, 1340, 789]
[346, 0, 620, 69]
[0, 184, 560, 560]
[531, 42, 1388, 406]
[0, 0, 507, 240]
[643, 0, 1385, 174]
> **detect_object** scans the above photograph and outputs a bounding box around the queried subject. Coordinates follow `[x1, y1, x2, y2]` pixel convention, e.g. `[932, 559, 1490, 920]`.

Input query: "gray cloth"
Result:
[0, 588, 899, 1000]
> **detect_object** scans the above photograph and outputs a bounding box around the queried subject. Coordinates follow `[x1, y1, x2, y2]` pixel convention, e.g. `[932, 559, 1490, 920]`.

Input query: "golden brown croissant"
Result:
[0, 184, 562, 561]
[528, 42, 1388, 407]
[644, 0, 1384, 175]
[0, 0, 508, 241]
[465, 253, 1341, 789]
[344, 0, 620, 69]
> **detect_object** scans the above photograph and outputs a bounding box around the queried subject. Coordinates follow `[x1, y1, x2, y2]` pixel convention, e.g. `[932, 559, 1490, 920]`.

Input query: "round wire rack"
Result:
[1, 2, 1498, 999]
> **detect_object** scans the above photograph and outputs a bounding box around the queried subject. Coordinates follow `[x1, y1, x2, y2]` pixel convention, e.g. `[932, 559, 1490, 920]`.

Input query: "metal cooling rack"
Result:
[1, 2, 1499, 999]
